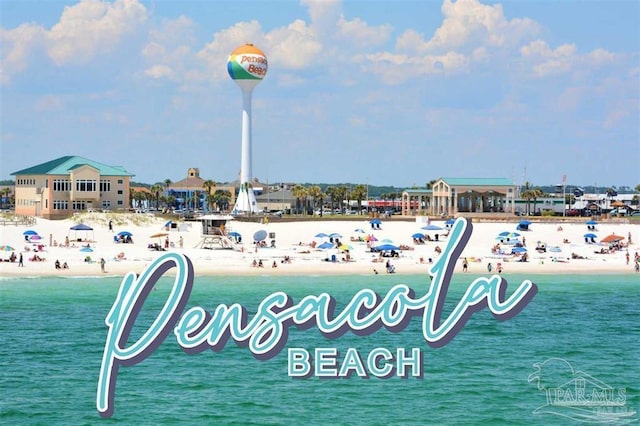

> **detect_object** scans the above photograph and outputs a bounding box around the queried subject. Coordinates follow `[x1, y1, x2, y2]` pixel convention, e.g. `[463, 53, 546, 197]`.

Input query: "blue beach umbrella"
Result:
[519, 220, 532, 226]
[370, 219, 382, 225]
[411, 232, 425, 239]
[583, 233, 597, 239]
[498, 232, 521, 238]
[318, 242, 334, 249]
[354, 228, 366, 233]
[422, 224, 443, 231]
[374, 243, 400, 251]
[586, 220, 598, 225]
[328, 233, 343, 238]
[117, 231, 133, 237]
[381, 238, 394, 243]
[511, 247, 527, 253]
[445, 219, 455, 225]
[80, 246, 93, 252]
[23, 230, 38, 236]
[228, 231, 241, 238]
[314, 232, 328, 238]
[253, 230, 268, 242]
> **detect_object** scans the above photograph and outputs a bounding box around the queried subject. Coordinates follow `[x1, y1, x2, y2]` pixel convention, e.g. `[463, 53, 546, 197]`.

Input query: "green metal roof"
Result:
[440, 177, 513, 186]
[403, 188, 433, 194]
[11, 156, 134, 177]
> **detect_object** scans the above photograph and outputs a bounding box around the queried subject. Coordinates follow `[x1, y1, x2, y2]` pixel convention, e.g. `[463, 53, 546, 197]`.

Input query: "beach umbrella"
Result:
[338, 244, 353, 251]
[411, 232, 425, 239]
[318, 242, 334, 249]
[600, 234, 624, 243]
[23, 230, 38, 236]
[519, 220, 532, 226]
[117, 231, 133, 237]
[445, 219, 455, 226]
[586, 220, 598, 225]
[583, 233, 597, 239]
[511, 247, 527, 253]
[0, 245, 15, 251]
[366, 235, 378, 242]
[548, 246, 562, 253]
[29, 235, 42, 241]
[80, 246, 93, 252]
[228, 231, 241, 238]
[354, 228, 366, 233]
[381, 238, 394, 243]
[328, 233, 343, 238]
[498, 232, 520, 238]
[421, 224, 443, 231]
[253, 230, 268, 242]
[370, 219, 382, 225]
[374, 243, 400, 251]
[314, 232, 328, 238]
[150, 232, 169, 238]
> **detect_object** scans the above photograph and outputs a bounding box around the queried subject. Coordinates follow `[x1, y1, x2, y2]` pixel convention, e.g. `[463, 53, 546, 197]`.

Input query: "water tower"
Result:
[227, 44, 268, 214]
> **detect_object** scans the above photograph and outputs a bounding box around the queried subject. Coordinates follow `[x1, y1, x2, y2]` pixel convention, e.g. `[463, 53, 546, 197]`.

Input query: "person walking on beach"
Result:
[462, 258, 468, 272]
[179, 236, 183, 249]
[18, 252, 24, 267]
[108, 220, 113, 232]
[487, 262, 493, 273]
[100, 258, 106, 273]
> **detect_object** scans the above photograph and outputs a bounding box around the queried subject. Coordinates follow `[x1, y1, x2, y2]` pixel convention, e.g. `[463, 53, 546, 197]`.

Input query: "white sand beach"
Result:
[1, 213, 638, 278]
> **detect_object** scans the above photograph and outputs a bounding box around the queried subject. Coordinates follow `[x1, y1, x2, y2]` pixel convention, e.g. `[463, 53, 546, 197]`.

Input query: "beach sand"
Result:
[1, 213, 638, 278]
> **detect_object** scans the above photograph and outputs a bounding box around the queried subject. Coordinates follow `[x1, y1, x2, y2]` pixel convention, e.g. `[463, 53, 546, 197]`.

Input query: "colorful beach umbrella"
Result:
[498, 232, 520, 238]
[0, 245, 15, 251]
[338, 244, 353, 251]
[29, 235, 42, 241]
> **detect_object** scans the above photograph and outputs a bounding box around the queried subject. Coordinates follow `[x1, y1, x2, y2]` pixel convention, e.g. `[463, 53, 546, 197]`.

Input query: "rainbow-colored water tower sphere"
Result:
[227, 44, 268, 214]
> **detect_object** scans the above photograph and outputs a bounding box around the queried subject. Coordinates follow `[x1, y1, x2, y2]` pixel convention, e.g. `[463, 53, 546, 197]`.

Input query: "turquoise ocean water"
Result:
[1, 272, 638, 425]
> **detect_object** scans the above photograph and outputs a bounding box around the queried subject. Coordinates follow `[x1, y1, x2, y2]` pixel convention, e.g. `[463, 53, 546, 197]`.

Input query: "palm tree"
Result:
[291, 184, 308, 215]
[351, 184, 367, 214]
[325, 186, 337, 213]
[531, 188, 544, 215]
[334, 186, 348, 214]
[212, 189, 232, 212]
[150, 184, 163, 210]
[307, 185, 324, 216]
[202, 180, 216, 211]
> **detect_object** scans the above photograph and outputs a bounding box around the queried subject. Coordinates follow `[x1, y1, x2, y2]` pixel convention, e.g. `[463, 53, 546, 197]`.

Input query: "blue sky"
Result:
[1, 0, 638, 188]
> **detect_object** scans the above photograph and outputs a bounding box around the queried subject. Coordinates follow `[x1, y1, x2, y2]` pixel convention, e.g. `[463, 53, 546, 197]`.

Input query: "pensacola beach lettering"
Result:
[240, 55, 267, 76]
[96, 218, 538, 417]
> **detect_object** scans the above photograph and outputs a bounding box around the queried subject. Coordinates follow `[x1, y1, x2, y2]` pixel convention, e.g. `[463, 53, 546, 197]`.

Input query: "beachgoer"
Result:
[108, 220, 113, 231]
[462, 258, 468, 272]
[55, 259, 61, 269]
[258, 260, 264, 268]
[626, 252, 630, 265]
[272, 261, 277, 268]
[100, 258, 106, 273]
[62, 262, 69, 269]
[635, 261, 639, 273]
[18, 253, 24, 267]
[487, 262, 493, 273]
[373, 269, 379, 275]
[164, 237, 169, 249]
[179, 236, 183, 249]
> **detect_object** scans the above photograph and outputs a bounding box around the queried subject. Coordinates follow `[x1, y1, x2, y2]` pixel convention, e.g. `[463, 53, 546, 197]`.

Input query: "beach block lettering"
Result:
[97, 218, 537, 418]
[288, 347, 422, 378]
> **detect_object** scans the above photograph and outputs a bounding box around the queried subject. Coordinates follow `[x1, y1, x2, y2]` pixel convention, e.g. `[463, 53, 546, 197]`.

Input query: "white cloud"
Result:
[144, 64, 175, 79]
[0, 23, 47, 84]
[141, 16, 196, 82]
[521, 40, 618, 77]
[47, 0, 147, 65]
[356, 51, 468, 84]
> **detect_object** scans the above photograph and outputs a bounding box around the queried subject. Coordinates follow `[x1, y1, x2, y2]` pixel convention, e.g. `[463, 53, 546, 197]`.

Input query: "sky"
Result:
[1, 0, 639, 189]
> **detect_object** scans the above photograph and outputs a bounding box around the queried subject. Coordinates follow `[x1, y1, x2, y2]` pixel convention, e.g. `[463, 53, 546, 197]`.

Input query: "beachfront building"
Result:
[11, 155, 134, 219]
[401, 177, 516, 216]
[166, 168, 237, 212]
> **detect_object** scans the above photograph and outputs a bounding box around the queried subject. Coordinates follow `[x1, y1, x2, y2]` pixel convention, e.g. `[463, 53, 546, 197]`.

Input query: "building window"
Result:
[53, 200, 69, 210]
[117, 179, 123, 184]
[100, 180, 111, 192]
[53, 179, 71, 191]
[102, 200, 111, 209]
[117, 200, 123, 205]
[72, 201, 86, 210]
[76, 180, 96, 192]
[117, 190, 123, 195]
